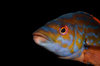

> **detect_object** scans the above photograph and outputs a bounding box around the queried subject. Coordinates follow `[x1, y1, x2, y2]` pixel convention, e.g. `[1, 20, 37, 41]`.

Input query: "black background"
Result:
[19, 3, 100, 66]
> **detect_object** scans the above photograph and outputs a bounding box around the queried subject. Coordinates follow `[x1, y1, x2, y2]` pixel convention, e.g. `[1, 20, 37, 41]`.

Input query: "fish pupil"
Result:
[61, 28, 65, 33]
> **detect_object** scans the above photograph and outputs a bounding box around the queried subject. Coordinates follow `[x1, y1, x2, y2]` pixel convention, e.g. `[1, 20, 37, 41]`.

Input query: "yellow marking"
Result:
[55, 40, 61, 44]
[45, 22, 60, 32]
[76, 31, 85, 49]
[38, 28, 62, 45]
[70, 47, 74, 53]
[86, 35, 100, 46]
[68, 39, 75, 49]
[61, 44, 67, 48]
[62, 33, 70, 40]
[62, 28, 75, 40]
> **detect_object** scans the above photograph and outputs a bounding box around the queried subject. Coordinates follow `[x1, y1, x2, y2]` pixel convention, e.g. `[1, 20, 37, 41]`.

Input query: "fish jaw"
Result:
[33, 32, 53, 45]
[33, 32, 60, 53]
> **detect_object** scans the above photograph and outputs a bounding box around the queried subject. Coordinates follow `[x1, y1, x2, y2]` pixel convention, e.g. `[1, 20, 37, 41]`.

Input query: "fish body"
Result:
[33, 11, 100, 66]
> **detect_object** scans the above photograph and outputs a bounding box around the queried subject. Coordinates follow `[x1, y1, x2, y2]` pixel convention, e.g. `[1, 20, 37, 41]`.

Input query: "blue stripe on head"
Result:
[58, 13, 75, 19]
[57, 34, 73, 46]
[41, 26, 58, 34]
[51, 20, 61, 26]
[66, 23, 74, 30]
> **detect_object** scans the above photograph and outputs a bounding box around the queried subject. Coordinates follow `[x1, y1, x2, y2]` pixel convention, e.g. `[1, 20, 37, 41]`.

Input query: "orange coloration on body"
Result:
[55, 40, 61, 45]
[70, 47, 74, 53]
[77, 25, 83, 33]
[76, 31, 85, 49]
[83, 47, 100, 65]
[68, 39, 75, 49]
[45, 22, 60, 32]
[61, 44, 67, 48]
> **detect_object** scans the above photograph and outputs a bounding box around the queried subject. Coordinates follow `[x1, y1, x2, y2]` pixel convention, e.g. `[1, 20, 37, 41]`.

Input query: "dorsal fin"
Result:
[76, 11, 100, 24]
[91, 15, 100, 24]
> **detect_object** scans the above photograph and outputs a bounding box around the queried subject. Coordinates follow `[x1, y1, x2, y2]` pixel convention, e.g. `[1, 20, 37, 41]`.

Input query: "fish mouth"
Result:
[33, 32, 53, 44]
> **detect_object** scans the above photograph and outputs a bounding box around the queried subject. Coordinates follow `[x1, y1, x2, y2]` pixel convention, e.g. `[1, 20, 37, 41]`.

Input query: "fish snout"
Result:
[33, 32, 53, 45]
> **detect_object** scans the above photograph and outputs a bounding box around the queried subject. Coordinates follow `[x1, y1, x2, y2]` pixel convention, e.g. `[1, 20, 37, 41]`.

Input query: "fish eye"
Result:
[59, 25, 68, 35]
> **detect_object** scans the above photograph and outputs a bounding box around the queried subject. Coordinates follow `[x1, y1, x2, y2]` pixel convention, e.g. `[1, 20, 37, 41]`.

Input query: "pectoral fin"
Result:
[83, 44, 100, 65]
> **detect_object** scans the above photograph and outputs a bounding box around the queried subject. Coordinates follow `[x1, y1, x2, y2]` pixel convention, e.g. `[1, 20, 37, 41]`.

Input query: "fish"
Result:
[33, 11, 100, 66]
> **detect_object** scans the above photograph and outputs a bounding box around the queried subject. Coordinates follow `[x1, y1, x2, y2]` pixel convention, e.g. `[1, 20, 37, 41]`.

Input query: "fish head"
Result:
[33, 19, 76, 57]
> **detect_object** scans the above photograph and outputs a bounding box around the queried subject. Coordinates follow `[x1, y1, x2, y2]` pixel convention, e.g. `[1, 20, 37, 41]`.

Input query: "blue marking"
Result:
[70, 26, 73, 30]
[51, 20, 61, 25]
[76, 25, 84, 35]
[85, 47, 88, 49]
[87, 33, 92, 36]
[83, 24, 99, 29]
[87, 33, 98, 38]
[92, 26, 99, 29]
[67, 23, 73, 30]
[69, 47, 84, 59]
[74, 29, 79, 52]
[55, 47, 72, 57]
[74, 43, 79, 52]
[76, 17, 87, 21]
[41, 26, 58, 34]
[83, 39, 85, 45]
[78, 25, 82, 28]
[90, 40, 93, 44]
[58, 13, 75, 19]
[99, 41, 100, 44]
[93, 43, 96, 46]
[89, 20, 95, 22]
[87, 63, 90, 64]
[40, 41, 72, 57]
[57, 34, 73, 46]
[92, 33, 98, 38]
[78, 38, 81, 43]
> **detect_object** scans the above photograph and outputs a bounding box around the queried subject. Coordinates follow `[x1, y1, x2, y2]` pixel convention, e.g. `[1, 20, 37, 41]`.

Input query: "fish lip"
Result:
[33, 32, 53, 43]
